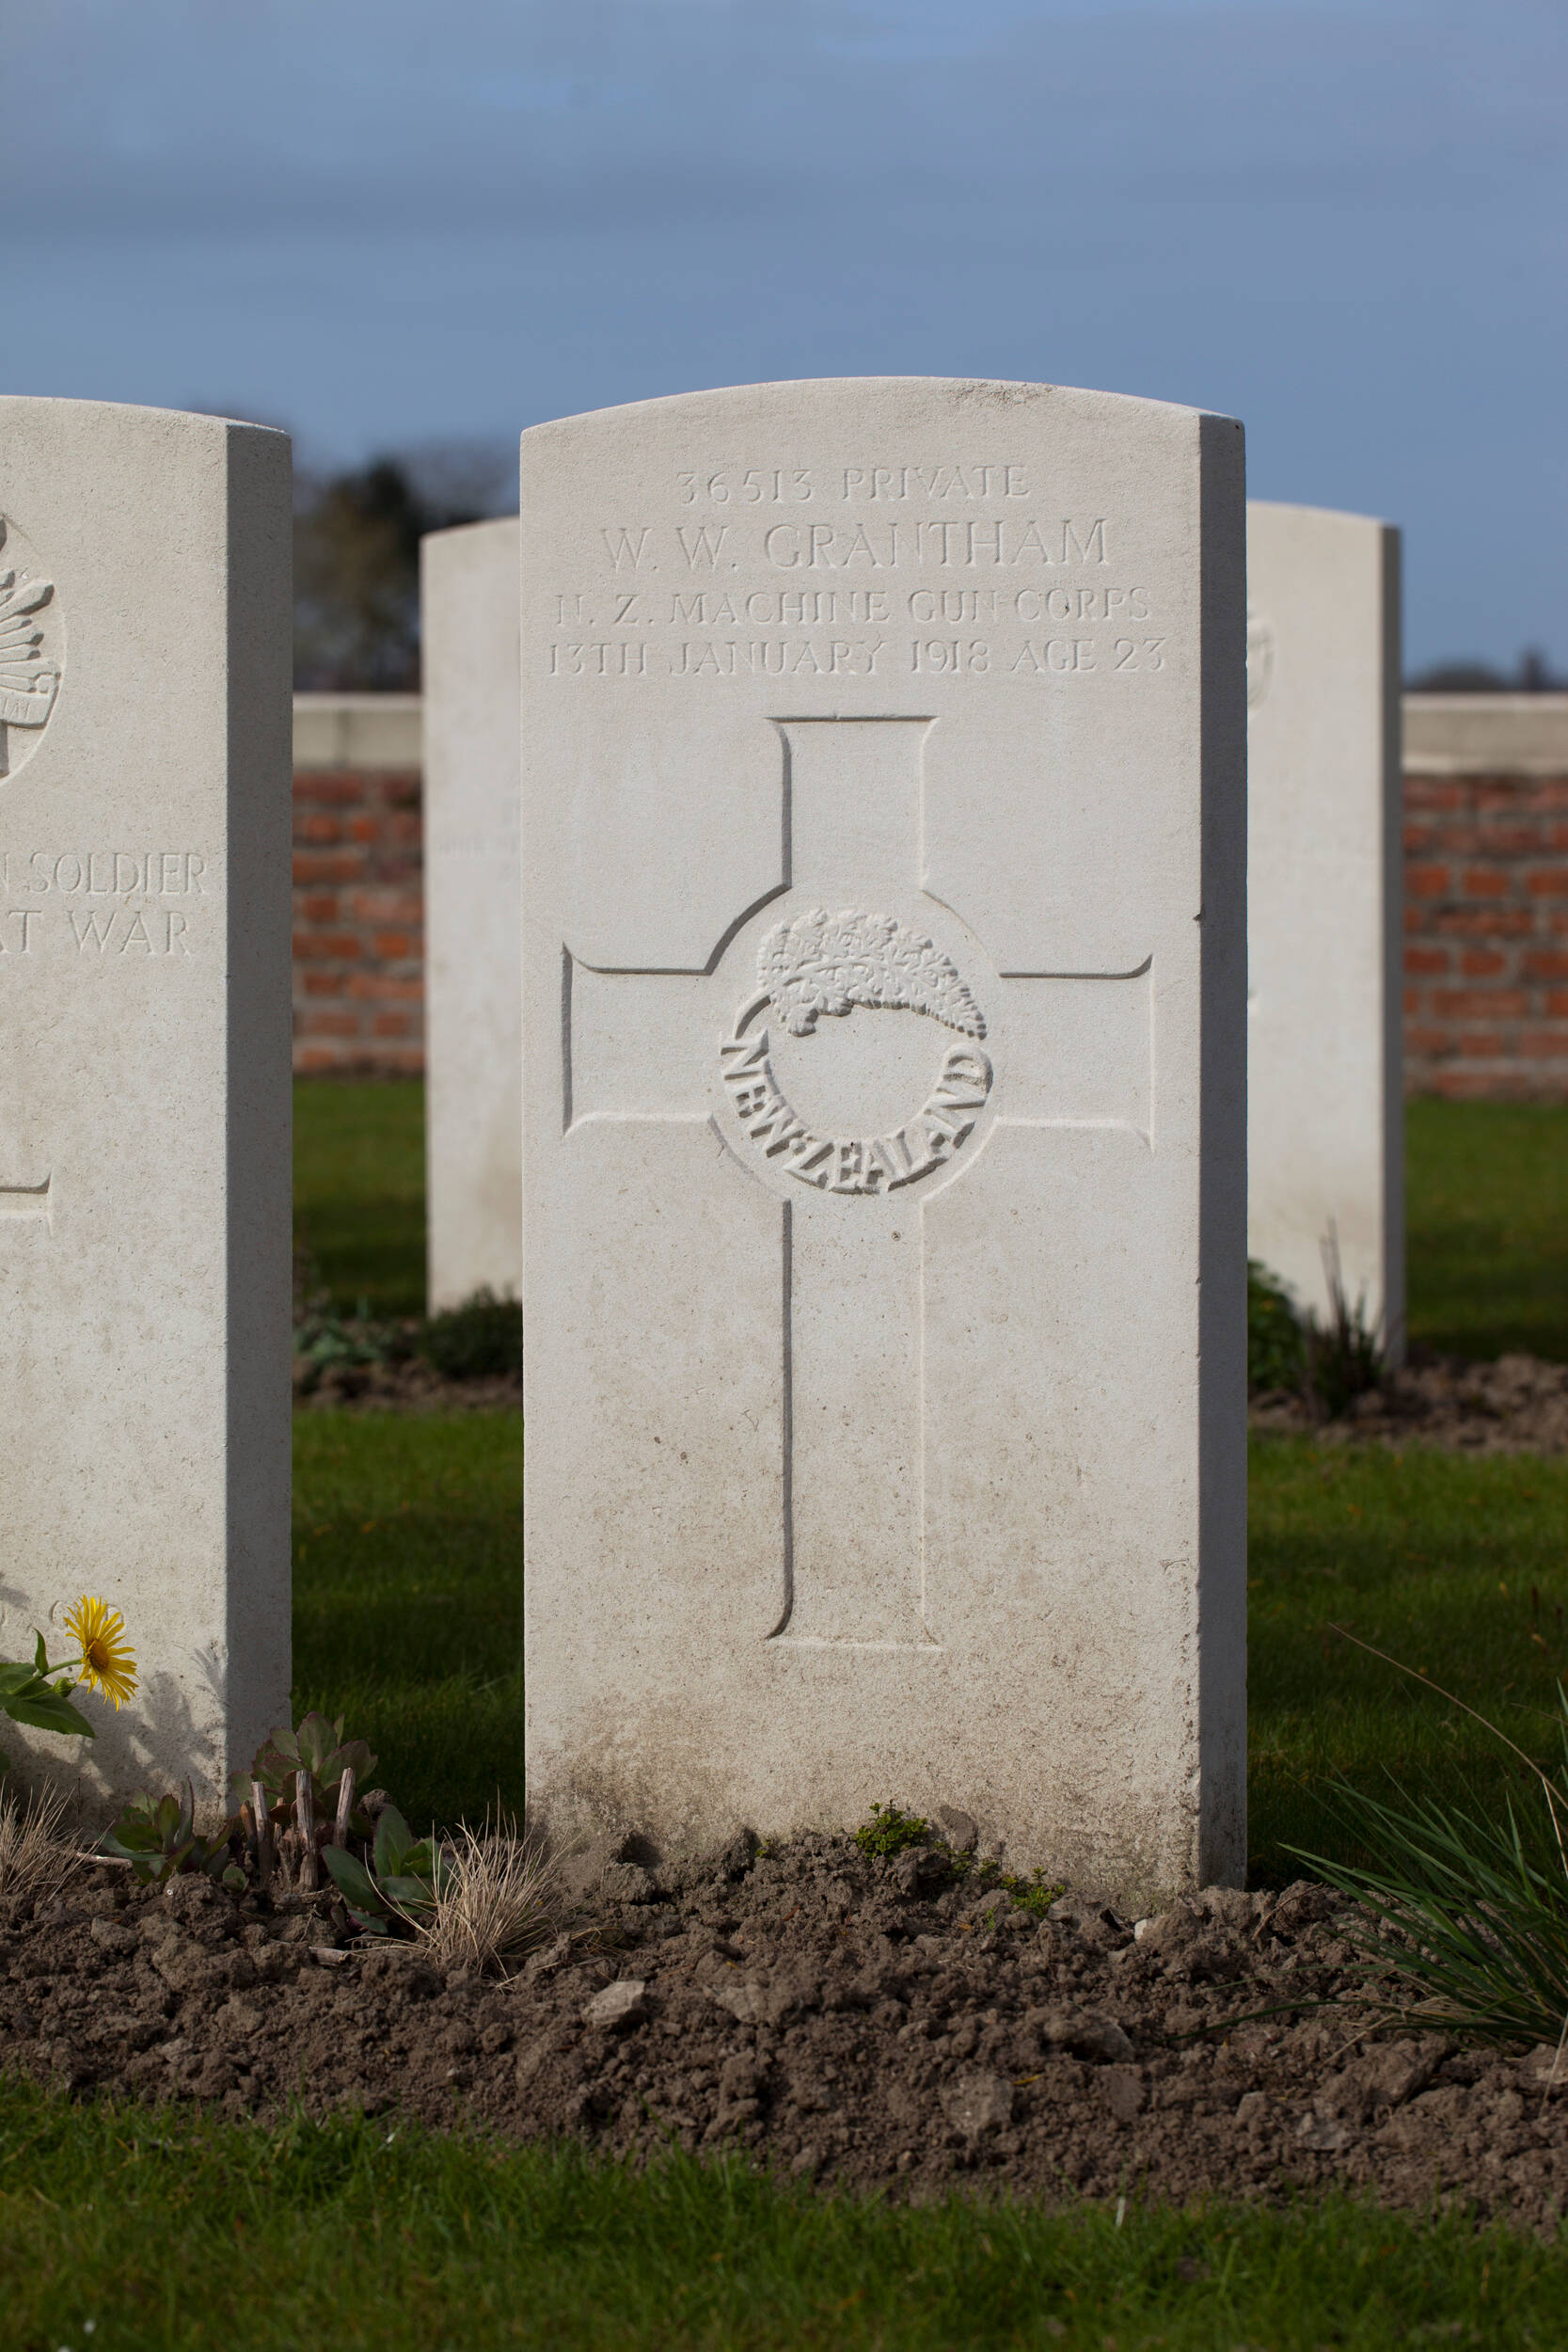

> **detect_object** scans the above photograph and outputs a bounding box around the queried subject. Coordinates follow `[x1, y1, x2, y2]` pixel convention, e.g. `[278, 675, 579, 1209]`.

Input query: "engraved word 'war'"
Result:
[721, 908, 992, 1195]
[0, 516, 63, 781]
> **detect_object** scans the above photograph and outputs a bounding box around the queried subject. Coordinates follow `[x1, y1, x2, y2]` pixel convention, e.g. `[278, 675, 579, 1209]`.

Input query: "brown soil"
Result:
[1252, 1350, 1568, 1454]
[296, 1348, 1568, 1444]
[8, 1828, 1568, 2229]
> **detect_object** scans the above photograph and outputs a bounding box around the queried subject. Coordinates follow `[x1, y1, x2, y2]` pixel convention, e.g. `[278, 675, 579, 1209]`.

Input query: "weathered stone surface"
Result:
[0, 397, 293, 1817]
[583, 1979, 649, 2030]
[421, 516, 522, 1311]
[941, 2070, 1014, 2135]
[1246, 501, 1403, 1344]
[521, 378, 1247, 1905]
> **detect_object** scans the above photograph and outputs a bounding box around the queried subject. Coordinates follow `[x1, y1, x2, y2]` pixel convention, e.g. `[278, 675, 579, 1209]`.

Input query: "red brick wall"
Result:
[1403, 771, 1568, 1099]
[293, 767, 424, 1075]
[289, 721, 1568, 1096]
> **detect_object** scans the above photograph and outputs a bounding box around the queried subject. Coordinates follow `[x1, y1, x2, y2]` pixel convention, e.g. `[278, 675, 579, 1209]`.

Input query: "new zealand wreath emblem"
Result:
[0, 516, 62, 780]
[721, 909, 993, 1195]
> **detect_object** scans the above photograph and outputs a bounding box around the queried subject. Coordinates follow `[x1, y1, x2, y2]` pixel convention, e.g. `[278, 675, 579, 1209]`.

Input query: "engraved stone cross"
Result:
[565, 718, 1151, 1649]
[0, 1171, 49, 1223]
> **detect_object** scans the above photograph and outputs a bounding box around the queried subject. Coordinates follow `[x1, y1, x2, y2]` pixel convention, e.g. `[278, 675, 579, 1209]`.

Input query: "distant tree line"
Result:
[293, 442, 515, 691]
[1407, 648, 1566, 693]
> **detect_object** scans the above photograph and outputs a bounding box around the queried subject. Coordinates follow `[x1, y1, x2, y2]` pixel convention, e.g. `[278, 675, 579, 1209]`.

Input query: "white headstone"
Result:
[521, 379, 1247, 1905]
[0, 397, 293, 1818]
[421, 516, 523, 1311]
[1246, 501, 1403, 1346]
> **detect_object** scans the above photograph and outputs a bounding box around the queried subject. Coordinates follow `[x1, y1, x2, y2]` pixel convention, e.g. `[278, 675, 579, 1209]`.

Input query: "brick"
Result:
[293, 852, 361, 885]
[347, 887, 422, 924]
[371, 1011, 415, 1040]
[347, 973, 423, 1003]
[300, 892, 339, 923]
[1431, 905, 1535, 939]
[297, 814, 348, 848]
[1474, 826, 1544, 857]
[296, 1009, 360, 1040]
[1433, 989, 1530, 1021]
[1405, 863, 1451, 899]
[1526, 867, 1568, 897]
[292, 773, 367, 806]
[1524, 948, 1568, 980]
[1402, 778, 1467, 812]
[1460, 948, 1509, 978]
[1404, 1026, 1454, 1058]
[1517, 1029, 1568, 1059]
[1453, 1029, 1509, 1057]
[1460, 866, 1513, 898]
[302, 971, 347, 998]
[1546, 992, 1568, 1020]
[1403, 946, 1450, 977]
[293, 931, 364, 964]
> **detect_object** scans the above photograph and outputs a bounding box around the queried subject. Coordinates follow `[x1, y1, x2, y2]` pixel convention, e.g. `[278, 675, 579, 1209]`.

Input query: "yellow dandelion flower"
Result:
[62, 1595, 137, 1709]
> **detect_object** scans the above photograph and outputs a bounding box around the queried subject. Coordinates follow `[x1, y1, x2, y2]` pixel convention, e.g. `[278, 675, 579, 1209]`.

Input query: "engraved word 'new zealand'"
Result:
[721, 908, 992, 1196]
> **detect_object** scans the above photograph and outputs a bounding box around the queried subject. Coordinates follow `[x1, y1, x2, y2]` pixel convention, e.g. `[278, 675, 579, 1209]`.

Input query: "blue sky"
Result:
[11, 0, 1566, 669]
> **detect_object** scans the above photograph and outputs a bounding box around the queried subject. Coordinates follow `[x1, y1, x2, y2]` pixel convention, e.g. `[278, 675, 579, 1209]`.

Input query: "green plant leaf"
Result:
[379, 1872, 437, 1917]
[32, 1631, 48, 1675]
[323, 1845, 385, 1916]
[0, 1663, 44, 1697]
[295, 1712, 343, 1777]
[3, 1689, 95, 1738]
[372, 1804, 417, 1882]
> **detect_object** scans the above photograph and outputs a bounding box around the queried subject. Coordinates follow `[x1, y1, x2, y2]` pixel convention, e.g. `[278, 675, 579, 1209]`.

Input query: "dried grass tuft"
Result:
[0, 1780, 80, 1907]
[411, 1816, 571, 1978]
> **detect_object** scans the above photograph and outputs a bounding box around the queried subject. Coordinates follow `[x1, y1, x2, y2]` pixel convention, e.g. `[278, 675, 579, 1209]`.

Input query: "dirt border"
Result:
[7, 1832, 1568, 2232]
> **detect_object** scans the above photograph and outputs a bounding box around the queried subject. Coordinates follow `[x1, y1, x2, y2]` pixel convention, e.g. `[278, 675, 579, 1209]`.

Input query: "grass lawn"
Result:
[291, 1414, 1568, 1886]
[290, 1078, 1568, 1872]
[294, 1077, 426, 1318]
[295, 1081, 1568, 1362]
[293, 1412, 525, 1830]
[31, 1079, 1545, 2344]
[1, 2076, 1560, 2351]
[1406, 1098, 1568, 1361]
[1247, 1436, 1568, 1883]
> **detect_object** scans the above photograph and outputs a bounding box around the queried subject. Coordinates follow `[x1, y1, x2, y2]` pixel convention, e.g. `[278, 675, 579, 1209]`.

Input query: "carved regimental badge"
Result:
[721, 908, 993, 1196]
[1246, 602, 1275, 709]
[0, 516, 62, 780]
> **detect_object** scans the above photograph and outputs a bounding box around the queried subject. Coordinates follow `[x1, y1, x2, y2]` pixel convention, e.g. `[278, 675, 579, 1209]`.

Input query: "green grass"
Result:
[1248, 1436, 1568, 1884]
[1, 2077, 1561, 2352]
[292, 1413, 1568, 1890]
[163, 1082, 1561, 2342]
[292, 1083, 1568, 1356]
[293, 1412, 523, 1830]
[1406, 1098, 1568, 1361]
[293, 1077, 425, 1317]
